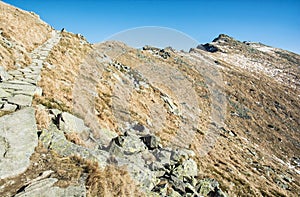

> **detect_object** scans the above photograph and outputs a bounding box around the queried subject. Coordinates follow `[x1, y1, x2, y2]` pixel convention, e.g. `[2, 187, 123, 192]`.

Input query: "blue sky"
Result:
[3, 0, 300, 53]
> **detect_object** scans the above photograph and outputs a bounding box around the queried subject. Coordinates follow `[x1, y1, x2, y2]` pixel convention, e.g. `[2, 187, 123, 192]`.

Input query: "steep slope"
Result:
[0, 1, 52, 70]
[0, 2, 299, 197]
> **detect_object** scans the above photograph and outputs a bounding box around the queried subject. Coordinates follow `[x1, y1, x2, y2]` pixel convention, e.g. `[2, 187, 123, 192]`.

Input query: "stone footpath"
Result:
[0, 31, 60, 179]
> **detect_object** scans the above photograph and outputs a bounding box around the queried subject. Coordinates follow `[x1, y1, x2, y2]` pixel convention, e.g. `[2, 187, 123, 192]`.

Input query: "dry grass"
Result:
[33, 95, 71, 113]
[36, 31, 92, 112]
[65, 132, 86, 147]
[34, 106, 50, 130]
[0, 1, 51, 51]
[85, 164, 145, 197]
[190, 48, 300, 196]
[0, 1, 52, 70]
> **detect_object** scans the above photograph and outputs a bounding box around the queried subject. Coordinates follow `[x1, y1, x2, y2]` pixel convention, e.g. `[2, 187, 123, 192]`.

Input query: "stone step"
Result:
[8, 94, 33, 107]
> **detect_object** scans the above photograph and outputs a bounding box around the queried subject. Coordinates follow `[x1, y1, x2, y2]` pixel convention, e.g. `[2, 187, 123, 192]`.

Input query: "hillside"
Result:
[0, 1, 299, 197]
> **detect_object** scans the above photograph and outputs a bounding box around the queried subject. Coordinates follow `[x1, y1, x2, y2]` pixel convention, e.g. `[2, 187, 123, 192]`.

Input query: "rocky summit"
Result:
[0, 1, 299, 197]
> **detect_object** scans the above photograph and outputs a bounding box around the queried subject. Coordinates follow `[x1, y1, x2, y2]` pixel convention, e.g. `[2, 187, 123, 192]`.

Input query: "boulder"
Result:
[109, 132, 146, 155]
[172, 159, 198, 179]
[0, 107, 38, 179]
[196, 178, 227, 197]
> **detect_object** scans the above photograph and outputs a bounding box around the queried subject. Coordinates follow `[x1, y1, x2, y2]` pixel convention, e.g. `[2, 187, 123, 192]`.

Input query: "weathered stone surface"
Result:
[40, 125, 109, 169]
[196, 178, 227, 197]
[7, 69, 22, 77]
[0, 87, 11, 98]
[109, 132, 146, 155]
[140, 134, 161, 150]
[0, 82, 36, 92]
[14, 178, 86, 197]
[0, 107, 38, 179]
[0, 66, 12, 81]
[8, 94, 32, 107]
[61, 112, 90, 135]
[154, 149, 172, 165]
[173, 158, 198, 179]
[1, 103, 17, 111]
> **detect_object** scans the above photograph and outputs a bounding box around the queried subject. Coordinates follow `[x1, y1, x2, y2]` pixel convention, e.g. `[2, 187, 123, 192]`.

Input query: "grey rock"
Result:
[5, 79, 32, 85]
[61, 112, 90, 136]
[0, 66, 12, 81]
[0, 88, 11, 98]
[0, 82, 36, 92]
[140, 134, 161, 150]
[154, 149, 172, 165]
[7, 69, 23, 77]
[15, 178, 86, 197]
[0, 107, 38, 179]
[109, 140, 125, 157]
[8, 94, 32, 107]
[196, 178, 227, 197]
[151, 182, 168, 196]
[40, 125, 108, 169]
[110, 132, 146, 155]
[171, 148, 195, 162]
[19, 77, 38, 85]
[172, 159, 198, 179]
[126, 163, 158, 191]
[1, 103, 17, 111]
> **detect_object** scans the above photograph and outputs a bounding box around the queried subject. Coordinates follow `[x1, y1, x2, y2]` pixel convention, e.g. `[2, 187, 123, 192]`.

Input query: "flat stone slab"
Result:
[0, 88, 11, 98]
[18, 78, 37, 85]
[8, 94, 33, 107]
[7, 70, 23, 76]
[15, 178, 86, 197]
[4, 80, 32, 85]
[0, 107, 38, 179]
[1, 103, 17, 111]
[0, 82, 36, 92]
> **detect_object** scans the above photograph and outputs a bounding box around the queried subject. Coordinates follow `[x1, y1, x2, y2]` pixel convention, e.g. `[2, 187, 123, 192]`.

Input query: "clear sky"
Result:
[3, 0, 300, 54]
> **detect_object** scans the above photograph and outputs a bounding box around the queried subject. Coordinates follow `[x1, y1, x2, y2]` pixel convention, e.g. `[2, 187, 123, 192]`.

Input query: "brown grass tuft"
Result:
[34, 106, 50, 130]
[65, 132, 86, 147]
[85, 164, 145, 197]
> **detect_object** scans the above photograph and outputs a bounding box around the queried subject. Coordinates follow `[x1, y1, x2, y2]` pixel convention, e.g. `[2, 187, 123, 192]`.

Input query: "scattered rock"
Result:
[172, 158, 198, 179]
[196, 178, 227, 197]
[140, 134, 160, 150]
[197, 43, 219, 53]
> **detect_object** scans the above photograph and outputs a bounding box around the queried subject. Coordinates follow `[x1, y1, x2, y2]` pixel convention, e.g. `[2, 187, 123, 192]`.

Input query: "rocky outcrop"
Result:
[38, 108, 227, 196]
